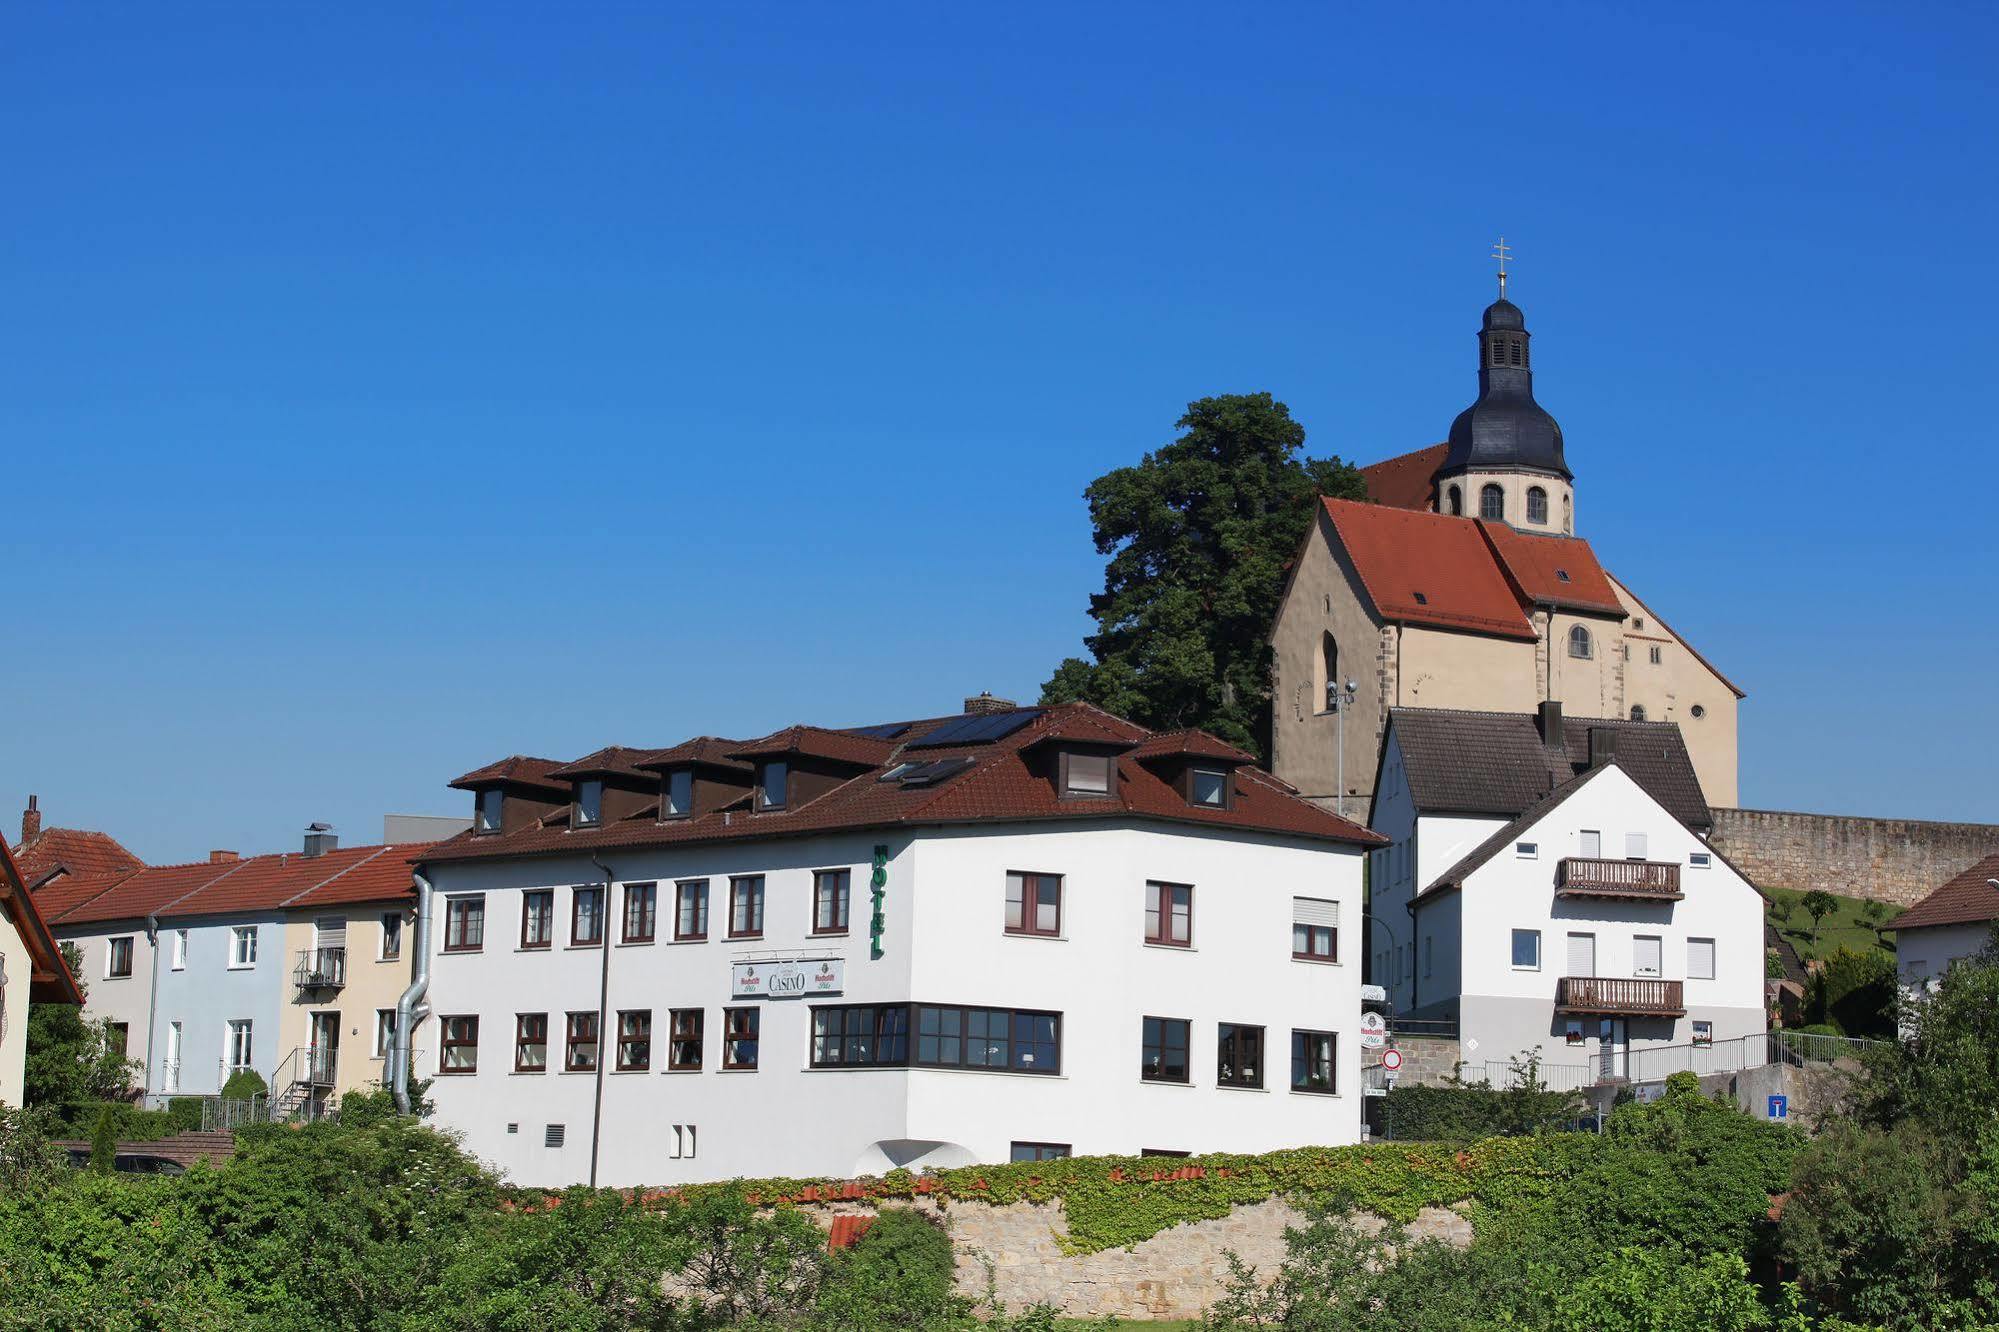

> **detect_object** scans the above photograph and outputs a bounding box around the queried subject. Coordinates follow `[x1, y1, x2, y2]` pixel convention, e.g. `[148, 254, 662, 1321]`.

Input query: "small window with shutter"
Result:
[1292, 897, 1339, 962]
[1634, 935, 1663, 977]
[1688, 938, 1716, 981]
[1625, 832, 1649, 861]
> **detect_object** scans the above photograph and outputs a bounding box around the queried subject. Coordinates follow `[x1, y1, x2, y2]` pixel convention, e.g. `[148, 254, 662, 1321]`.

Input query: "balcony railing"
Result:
[1556, 976, 1686, 1016]
[1555, 857, 1682, 900]
[293, 947, 346, 992]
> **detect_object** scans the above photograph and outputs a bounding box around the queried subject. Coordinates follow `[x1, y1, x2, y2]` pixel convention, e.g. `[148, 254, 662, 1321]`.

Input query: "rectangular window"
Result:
[1291, 1029, 1336, 1094]
[575, 780, 603, 827]
[171, 929, 188, 970]
[1515, 841, 1539, 859]
[1634, 935, 1663, 978]
[723, 1007, 760, 1069]
[1144, 881, 1193, 947]
[1688, 851, 1712, 869]
[1692, 1020, 1713, 1046]
[1567, 932, 1596, 978]
[758, 761, 788, 810]
[1649, 645, 1663, 665]
[622, 883, 657, 944]
[1625, 832, 1649, 860]
[226, 1018, 254, 1072]
[1190, 768, 1227, 807]
[1512, 928, 1541, 970]
[1292, 897, 1339, 961]
[1565, 1018, 1586, 1046]
[914, 1005, 1059, 1073]
[515, 1013, 548, 1072]
[1217, 1023, 1264, 1088]
[669, 1008, 704, 1071]
[1064, 751, 1112, 796]
[1688, 937, 1716, 981]
[374, 1009, 396, 1058]
[444, 896, 486, 952]
[475, 788, 503, 834]
[1006, 872, 1062, 937]
[729, 876, 765, 938]
[107, 936, 134, 978]
[571, 887, 604, 946]
[664, 769, 694, 819]
[674, 880, 709, 941]
[440, 1015, 478, 1073]
[1580, 830, 1602, 859]
[564, 1011, 599, 1072]
[617, 1010, 652, 1071]
[814, 869, 851, 934]
[380, 912, 402, 960]
[521, 890, 554, 949]
[1141, 1016, 1191, 1083]
[229, 926, 258, 968]
[1010, 1142, 1071, 1162]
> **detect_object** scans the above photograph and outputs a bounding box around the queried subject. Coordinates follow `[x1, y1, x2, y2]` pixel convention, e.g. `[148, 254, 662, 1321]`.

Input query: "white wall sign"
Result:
[731, 958, 844, 1000]
[1359, 1011, 1387, 1049]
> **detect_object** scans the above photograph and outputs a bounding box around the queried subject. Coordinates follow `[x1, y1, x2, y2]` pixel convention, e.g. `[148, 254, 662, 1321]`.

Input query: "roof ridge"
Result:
[278, 844, 396, 908]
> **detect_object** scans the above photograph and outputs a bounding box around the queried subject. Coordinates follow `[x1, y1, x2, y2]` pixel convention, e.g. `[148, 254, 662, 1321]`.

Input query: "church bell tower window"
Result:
[1480, 484, 1505, 521]
[1446, 484, 1462, 516]
[1526, 487, 1548, 525]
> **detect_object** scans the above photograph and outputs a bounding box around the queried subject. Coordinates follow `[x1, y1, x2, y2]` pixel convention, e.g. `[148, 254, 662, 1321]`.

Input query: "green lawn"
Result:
[1765, 884, 1896, 963]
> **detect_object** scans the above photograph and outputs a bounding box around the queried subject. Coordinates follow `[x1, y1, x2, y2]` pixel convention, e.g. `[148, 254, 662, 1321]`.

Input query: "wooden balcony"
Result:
[1556, 976, 1685, 1017]
[1556, 857, 1682, 901]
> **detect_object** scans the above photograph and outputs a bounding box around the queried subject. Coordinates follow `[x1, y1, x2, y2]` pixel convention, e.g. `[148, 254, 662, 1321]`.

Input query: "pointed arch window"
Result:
[1480, 484, 1505, 521]
[1317, 633, 1339, 714]
[1526, 487, 1548, 525]
[1446, 484, 1462, 516]
[1629, 705, 1647, 721]
[1567, 625, 1594, 660]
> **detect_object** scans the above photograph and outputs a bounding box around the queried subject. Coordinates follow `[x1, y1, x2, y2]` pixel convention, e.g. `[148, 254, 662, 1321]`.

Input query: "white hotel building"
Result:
[408, 701, 1380, 1187]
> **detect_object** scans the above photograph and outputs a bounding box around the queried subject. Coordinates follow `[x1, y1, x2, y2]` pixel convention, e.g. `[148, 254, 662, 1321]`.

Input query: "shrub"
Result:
[165, 1097, 207, 1132]
[0, 1105, 66, 1188]
[87, 1108, 116, 1173]
[219, 1068, 268, 1101]
[1379, 1055, 1584, 1140]
[1807, 947, 1897, 1037]
[818, 1207, 967, 1331]
[59, 1100, 180, 1142]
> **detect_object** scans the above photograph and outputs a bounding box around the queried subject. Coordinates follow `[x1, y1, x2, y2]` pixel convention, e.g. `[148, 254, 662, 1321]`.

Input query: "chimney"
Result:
[1536, 700, 1564, 751]
[210, 850, 239, 864]
[20, 795, 41, 846]
[1588, 728, 1621, 769]
[963, 692, 1019, 716]
[302, 822, 338, 858]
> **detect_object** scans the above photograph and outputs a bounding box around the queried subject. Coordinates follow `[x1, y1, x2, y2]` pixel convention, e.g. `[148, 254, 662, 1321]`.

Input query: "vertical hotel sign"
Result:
[870, 844, 888, 960]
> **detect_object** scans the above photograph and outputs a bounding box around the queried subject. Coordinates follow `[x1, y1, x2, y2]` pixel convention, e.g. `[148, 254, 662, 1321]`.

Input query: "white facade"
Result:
[1897, 922, 1992, 995]
[1370, 761, 1767, 1079]
[420, 819, 1364, 1187]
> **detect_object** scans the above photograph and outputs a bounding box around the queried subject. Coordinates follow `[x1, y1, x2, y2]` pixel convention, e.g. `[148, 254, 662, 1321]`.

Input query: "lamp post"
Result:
[1326, 677, 1359, 821]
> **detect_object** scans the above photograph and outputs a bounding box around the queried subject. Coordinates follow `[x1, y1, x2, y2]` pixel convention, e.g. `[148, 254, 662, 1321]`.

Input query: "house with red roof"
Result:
[11, 796, 144, 890]
[1891, 851, 1999, 995]
[1270, 287, 1743, 819]
[1, 831, 84, 1106]
[410, 696, 1382, 1187]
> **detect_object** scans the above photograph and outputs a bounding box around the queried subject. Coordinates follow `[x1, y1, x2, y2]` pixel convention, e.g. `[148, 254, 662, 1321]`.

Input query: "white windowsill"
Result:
[1142, 942, 1196, 953]
[1292, 956, 1342, 967]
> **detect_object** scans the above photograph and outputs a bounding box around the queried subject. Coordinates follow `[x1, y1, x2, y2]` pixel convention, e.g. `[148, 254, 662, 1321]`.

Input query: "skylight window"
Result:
[1411, 591, 1429, 605]
[1555, 569, 1572, 583]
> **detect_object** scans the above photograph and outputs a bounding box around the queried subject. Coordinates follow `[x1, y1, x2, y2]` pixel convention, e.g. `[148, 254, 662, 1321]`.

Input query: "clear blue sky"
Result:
[5, 4, 1994, 864]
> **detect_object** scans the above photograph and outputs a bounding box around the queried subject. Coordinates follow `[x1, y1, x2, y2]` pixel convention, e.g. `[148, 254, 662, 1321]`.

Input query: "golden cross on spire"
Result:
[1491, 236, 1512, 298]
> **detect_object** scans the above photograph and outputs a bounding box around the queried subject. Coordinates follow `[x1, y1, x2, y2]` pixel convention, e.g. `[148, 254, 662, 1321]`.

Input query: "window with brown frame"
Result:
[813, 869, 851, 935]
[1060, 750, 1113, 797]
[1005, 872, 1061, 937]
[439, 1015, 479, 1073]
[1144, 882, 1192, 947]
[571, 887, 603, 947]
[1217, 1023, 1264, 1088]
[520, 890, 554, 949]
[728, 876, 765, 938]
[669, 1009, 704, 1070]
[107, 936, 134, 978]
[622, 883, 656, 944]
[564, 1011, 599, 1072]
[757, 761, 787, 810]
[1292, 897, 1339, 962]
[1141, 1016, 1190, 1083]
[474, 788, 503, 834]
[443, 897, 485, 953]
[514, 1013, 547, 1072]
[1010, 1141, 1070, 1162]
[674, 880, 709, 941]
[723, 1007, 760, 1069]
[1189, 768, 1229, 808]
[1291, 1029, 1336, 1094]
[616, 1010, 651, 1071]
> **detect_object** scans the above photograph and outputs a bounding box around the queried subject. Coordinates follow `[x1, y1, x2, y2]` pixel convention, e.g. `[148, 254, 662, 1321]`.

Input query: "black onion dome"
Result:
[1440, 297, 1570, 480]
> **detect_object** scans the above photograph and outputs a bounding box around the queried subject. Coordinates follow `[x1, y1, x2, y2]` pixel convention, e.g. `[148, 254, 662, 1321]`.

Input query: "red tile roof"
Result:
[1320, 498, 1538, 640]
[39, 842, 434, 926]
[632, 737, 754, 774]
[448, 756, 570, 794]
[1476, 520, 1626, 617]
[419, 702, 1383, 865]
[1129, 730, 1257, 765]
[548, 747, 662, 782]
[0, 836, 84, 1004]
[726, 726, 899, 767]
[1360, 444, 1447, 512]
[12, 827, 144, 887]
[1890, 852, 1999, 932]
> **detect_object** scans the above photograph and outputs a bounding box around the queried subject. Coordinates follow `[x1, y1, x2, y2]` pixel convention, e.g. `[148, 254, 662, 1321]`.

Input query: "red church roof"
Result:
[1319, 499, 1539, 639]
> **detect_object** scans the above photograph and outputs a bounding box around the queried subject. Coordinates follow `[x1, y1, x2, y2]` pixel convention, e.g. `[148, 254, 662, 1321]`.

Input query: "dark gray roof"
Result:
[1384, 706, 1711, 830]
[1764, 923, 1808, 986]
[1440, 298, 1570, 480]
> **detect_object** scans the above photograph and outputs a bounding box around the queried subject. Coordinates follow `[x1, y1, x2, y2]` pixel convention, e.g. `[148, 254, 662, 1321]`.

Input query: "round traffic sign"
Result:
[1381, 1048, 1403, 1072]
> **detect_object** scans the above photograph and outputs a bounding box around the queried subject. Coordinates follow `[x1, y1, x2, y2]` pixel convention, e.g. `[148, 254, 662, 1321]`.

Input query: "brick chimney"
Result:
[1537, 700, 1564, 751]
[20, 795, 40, 846]
[210, 850, 239, 864]
[963, 692, 1019, 716]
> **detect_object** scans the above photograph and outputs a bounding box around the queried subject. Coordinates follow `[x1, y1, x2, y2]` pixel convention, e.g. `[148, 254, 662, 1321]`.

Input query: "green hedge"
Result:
[55, 1102, 181, 1143]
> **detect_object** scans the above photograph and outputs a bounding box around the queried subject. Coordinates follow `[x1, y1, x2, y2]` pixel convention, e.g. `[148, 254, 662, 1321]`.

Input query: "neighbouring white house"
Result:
[1367, 703, 1766, 1081]
[1891, 851, 1999, 994]
[407, 698, 1381, 1188]
[1, 833, 85, 1106]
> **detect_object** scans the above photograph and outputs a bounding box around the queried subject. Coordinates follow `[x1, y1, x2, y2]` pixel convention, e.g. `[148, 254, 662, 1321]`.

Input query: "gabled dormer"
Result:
[1129, 730, 1256, 811]
[548, 747, 662, 830]
[448, 756, 571, 837]
[1017, 715, 1140, 801]
[725, 727, 897, 814]
[632, 738, 756, 822]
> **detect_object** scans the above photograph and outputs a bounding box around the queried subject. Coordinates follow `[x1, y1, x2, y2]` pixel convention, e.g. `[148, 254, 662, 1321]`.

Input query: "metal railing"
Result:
[1621, 1029, 1882, 1085]
[293, 947, 347, 992]
[1556, 857, 1683, 899]
[1556, 976, 1686, 1015]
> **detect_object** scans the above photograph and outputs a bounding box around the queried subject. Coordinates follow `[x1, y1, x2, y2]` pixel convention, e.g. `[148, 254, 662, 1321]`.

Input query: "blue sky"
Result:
[5, 3, 1994, 863]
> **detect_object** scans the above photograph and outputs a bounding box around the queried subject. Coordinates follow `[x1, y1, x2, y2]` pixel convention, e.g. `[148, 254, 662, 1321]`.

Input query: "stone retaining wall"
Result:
[1710, 807, 1999, 908]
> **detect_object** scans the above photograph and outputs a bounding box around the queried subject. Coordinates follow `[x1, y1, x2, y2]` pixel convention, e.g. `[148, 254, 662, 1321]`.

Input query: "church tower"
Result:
[1434, 247, 1575, 533]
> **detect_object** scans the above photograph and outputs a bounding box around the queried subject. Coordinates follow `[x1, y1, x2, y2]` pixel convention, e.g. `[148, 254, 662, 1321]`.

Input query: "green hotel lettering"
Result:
[870, 844, 888, 959]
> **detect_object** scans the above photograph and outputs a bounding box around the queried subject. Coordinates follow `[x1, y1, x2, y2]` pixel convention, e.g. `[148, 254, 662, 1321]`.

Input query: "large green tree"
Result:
[21, 943, 137, 1106]
[1040, 392, 1367, 757]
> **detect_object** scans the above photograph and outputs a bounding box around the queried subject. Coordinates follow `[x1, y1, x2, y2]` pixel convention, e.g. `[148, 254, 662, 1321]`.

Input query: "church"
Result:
[1269, 280, 1742, 816]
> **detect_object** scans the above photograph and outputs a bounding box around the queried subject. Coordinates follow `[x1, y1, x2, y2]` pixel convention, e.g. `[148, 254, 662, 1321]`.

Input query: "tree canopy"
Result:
[1040, 392, 1367, 757]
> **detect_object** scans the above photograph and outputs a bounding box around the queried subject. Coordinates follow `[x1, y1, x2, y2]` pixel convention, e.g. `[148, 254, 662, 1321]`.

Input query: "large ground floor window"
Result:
[810, 1003, 1061, 1075]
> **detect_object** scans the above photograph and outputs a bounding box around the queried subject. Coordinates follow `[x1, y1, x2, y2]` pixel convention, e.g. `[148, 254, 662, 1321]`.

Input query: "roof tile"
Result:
[1321, 498, 1538, 640]
[1890, 852, 1999, 932]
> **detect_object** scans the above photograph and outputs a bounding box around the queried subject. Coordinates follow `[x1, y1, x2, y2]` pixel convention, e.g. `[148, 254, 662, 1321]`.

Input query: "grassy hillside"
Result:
[1765, 885, 1895, 963]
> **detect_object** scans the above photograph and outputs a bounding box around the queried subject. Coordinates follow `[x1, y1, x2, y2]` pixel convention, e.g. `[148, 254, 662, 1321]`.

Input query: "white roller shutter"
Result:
[1293, 897, 1341, 928]
[314, 916, 347, 949]
[1688, 938, 1715, 980]
[1634, 935, 1663, 977]
[1566, 932, 1596, 977]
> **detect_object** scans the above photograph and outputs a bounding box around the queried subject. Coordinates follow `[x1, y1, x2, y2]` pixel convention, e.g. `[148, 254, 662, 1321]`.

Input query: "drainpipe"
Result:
[143, 914, 162, 1104]
[587, 853, 616, 1188]
[391, 870, 433, 1115]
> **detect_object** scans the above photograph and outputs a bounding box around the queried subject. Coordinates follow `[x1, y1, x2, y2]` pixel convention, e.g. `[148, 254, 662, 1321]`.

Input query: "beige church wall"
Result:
[1544, 610, 1626, 722]
[1397, 624, 1539, 713]
[1269, 509, 1389, 819]
[0, 909, 29, 1106]
[1439, 471, 1573, 534]
[281, 903, 413, 1099]
[1607, 576, 1740, 807]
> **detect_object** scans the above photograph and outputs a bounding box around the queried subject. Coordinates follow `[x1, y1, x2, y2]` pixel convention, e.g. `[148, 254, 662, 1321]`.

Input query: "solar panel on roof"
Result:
[905, 709, 1043, 750]
[849, 722, 912, 739]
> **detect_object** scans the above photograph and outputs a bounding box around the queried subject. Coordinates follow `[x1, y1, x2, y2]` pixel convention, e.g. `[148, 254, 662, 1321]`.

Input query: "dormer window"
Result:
[575, 780, 603, 828]
[663, 769, 694, 819]
[475, 788, 503, 835]
[757, 761, 788, 811]
[1062, 751, 1113, 797]
[1190, 768, 1228, 808]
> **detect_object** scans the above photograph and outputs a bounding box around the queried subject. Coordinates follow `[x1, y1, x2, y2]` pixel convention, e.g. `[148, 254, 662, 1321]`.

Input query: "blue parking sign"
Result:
[1767, 1094, 1788, 1120]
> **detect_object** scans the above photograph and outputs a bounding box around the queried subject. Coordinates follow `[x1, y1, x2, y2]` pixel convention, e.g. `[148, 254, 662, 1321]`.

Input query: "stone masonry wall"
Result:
[1710, 807, 1999, 908]
[1367, 1034, 1463, 1087]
